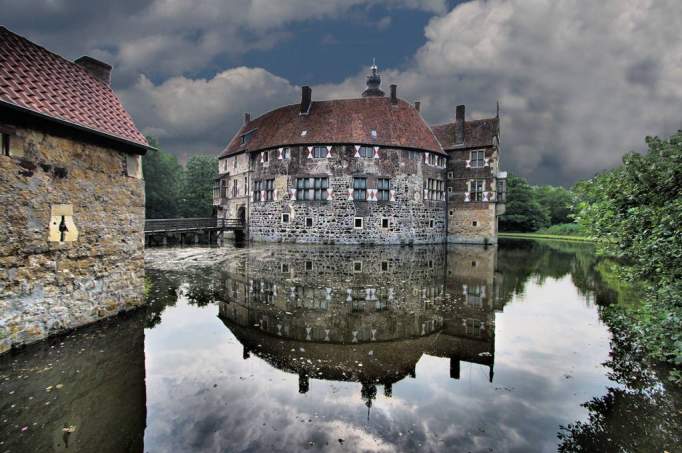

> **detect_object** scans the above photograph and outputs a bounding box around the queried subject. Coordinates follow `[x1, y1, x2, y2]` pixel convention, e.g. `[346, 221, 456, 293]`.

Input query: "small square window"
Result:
[371, 129, 377, 138]
[472, 261, 477, 267]
[353, 261, 363, 272]
[428, 260, 434, 268]
[472, 220, 478, 227]
[305, 217, 313, 228]
[306, 261, 313, 271]
[381, 261, 389, 272]
[447, 187, 453, 193]
[447, 171, 454, 179]
[354, 217, 363, 229]
[429, 219, 435, 228]
[449, 210, 454, 216]
[381, 218, 389, 229]
[282, 213, 290, 224]
[281, 263, 289, 273]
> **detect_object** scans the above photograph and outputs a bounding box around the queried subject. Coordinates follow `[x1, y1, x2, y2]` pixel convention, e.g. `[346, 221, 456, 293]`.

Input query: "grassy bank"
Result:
[498, 232, 594, 242]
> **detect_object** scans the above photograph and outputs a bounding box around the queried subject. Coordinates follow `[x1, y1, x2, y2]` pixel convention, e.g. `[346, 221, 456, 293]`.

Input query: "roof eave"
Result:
[0, 100, 154, 154]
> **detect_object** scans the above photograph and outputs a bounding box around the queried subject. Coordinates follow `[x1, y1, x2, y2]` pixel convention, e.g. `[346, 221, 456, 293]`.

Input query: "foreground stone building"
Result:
[214, 63, 506, 244]
[0, 27, 150, 352]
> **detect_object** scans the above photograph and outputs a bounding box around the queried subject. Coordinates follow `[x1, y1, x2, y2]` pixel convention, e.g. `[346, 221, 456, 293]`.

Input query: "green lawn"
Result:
[498, 232, 594, 242]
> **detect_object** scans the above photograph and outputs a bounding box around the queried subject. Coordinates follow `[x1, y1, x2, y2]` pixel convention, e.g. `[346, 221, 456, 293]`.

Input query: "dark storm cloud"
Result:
[2, 0, 680, 184]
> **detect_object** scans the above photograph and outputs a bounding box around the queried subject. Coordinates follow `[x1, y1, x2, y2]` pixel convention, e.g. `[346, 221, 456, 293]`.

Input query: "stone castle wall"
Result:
[0, 125, 145, 353]
[446, 146, 501, 244]
[245, 146, 447, 244]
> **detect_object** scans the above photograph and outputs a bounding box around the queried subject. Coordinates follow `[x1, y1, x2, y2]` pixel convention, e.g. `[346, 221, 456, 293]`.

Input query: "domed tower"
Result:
[362, 59, 385, 97]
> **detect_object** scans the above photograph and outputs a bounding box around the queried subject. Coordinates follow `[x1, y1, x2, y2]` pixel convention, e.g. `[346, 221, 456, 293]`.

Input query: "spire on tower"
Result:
[362, 58, 385, 97]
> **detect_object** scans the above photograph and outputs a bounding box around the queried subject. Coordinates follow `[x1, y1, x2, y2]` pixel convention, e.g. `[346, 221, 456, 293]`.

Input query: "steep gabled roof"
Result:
[0, 26, 149, 151]
[221, 97, 445, 157]
[432, 117, 499, 150]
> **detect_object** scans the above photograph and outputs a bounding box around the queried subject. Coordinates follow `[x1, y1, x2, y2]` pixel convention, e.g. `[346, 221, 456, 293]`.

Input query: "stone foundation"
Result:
[0, 126, 145, 353]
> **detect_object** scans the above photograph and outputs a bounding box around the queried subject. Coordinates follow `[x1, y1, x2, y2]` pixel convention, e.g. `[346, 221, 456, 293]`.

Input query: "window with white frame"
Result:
[283, 147, 291, 159]
[281, 213, 290, 224]
[240, 130, 255, 144]
[353, 177, 367, 201]
[470, 150, 485, 168]
[377, 178, 390, 201]
[354, 217, 364, 229]
[470, 179, 484, 201]
[296, 177, 329, 201]
[426, 178, 445, 201]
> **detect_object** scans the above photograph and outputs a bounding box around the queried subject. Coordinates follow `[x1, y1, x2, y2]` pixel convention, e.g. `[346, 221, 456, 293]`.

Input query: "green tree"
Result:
[575, 131, 682, 379]
[142, 137, 184, 219]
[499, 174, 550, 232]
[534, 185, 575, 225]
[180, 154, 218, 218]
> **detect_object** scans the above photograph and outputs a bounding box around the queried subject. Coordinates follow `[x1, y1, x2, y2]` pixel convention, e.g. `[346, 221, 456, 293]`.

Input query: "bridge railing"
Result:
[144, 217, 243, 233]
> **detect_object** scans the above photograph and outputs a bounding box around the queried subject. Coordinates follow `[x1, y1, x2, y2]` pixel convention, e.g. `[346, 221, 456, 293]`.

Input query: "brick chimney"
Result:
[244, 112, 251, 124]
[455, 104, 465, 144]
[74, 56, 112, 85]
[390, 84, 398, 105]
[414, 101, 421, 112]
[300, 86, 312, 114]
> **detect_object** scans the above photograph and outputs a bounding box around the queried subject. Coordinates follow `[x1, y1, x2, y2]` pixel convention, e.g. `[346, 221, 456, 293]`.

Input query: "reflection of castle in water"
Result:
[216, 244, 502, 406]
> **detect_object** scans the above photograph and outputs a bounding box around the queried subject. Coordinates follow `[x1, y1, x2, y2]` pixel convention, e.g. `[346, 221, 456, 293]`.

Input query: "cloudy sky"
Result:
[3, 0, 681, 185]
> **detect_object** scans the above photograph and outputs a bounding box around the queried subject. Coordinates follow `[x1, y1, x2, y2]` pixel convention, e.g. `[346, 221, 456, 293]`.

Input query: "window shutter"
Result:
[278, 148, 284, 159]
[389, 189, 395, 201]
[348, 187, 354, 201]
[484, 157, 490, 167]
[307, 146, 313, 159]
[424, 152, 430, 165]
[326, 145, 333, 158]
[465, 159, 471, 168]
[289, 188, 297, 200]
[354, 145, 361, 158]
[273, 189, 277, 201]
[373, 146, 380, 159]
[260, 152, 264, 163]
[327, 188, 333, 200]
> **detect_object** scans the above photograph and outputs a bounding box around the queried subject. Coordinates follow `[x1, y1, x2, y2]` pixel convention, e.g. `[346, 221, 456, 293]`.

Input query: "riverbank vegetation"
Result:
[574, 131, 681, 383]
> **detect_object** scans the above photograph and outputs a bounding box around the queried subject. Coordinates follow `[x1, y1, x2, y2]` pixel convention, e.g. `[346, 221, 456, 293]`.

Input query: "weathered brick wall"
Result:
[447, 146, 500, 244]
[0, 126, 145, 353]
[247, 146, 447, 244]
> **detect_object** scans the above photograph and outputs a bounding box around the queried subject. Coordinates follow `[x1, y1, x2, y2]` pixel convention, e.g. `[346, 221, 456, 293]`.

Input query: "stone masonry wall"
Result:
[247, 146, 447, 244]
[0, 126, 145, 353]
[447, 146, 500, 244]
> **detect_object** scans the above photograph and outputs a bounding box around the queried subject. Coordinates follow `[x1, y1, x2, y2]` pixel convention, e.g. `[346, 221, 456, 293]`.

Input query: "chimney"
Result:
[414, 101, 421, 112]
[455, 104, 465, 144]
[244, 112, 251, 124]
[390, 84, 398, 104]
[300, 86, 312, 114]
[74, 56, 112, 85]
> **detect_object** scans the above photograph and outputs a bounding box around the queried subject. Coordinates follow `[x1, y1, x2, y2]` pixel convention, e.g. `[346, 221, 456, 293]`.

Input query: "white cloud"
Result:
[118, 0, 682, 184]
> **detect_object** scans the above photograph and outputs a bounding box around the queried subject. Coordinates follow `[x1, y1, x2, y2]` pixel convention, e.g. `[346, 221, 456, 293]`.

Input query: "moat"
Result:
[1, 240, 680, 452]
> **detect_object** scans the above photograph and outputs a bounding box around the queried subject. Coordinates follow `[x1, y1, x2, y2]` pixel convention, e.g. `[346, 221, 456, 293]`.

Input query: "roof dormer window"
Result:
[371, 129, 377, 139]
[301, 130, 308, 137]
[240, 129, 255, 145]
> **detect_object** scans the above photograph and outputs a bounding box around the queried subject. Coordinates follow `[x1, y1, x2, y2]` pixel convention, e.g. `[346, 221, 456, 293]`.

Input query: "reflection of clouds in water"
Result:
[142, 243, 617, 452]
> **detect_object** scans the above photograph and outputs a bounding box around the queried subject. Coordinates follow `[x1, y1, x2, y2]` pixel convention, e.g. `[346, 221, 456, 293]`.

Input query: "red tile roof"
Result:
[221, 97, 445, 157]
[431, 118, 499, 150]
[0, 26, 148, 150]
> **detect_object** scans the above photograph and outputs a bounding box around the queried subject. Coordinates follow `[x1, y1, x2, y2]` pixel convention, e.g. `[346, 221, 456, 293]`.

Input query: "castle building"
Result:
[214, 63, 506, 245]
[0, 27, 150, 352]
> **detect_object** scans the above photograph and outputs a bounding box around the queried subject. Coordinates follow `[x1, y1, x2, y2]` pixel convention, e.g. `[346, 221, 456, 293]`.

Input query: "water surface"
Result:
[1, 240, 680, 452]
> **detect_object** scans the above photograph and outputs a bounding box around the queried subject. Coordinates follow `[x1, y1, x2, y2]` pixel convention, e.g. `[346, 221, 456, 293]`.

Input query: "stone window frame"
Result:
[305, 217, 314, 228]
[429, 219, 435, 228]
[426, 178, 445, 201]
[252, 180, 262, 201]
[447, 171, 454, 179]
[305, 260, 313, 271]
[472, 220, 478, 226]
[381, 261, 390, 272]
[377, 178, 390, 201]
[281, 263, 289, 273]
[281, 213, 290, 224]
[470, 179, 485, 202]
[353, 261, 363, 273]
[470, 149, 485, 168]
[296, 177, 329, 201]
[354, 217, 364, 229]
[353, 177, 367, 201]
[381, 217, 390, 229]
